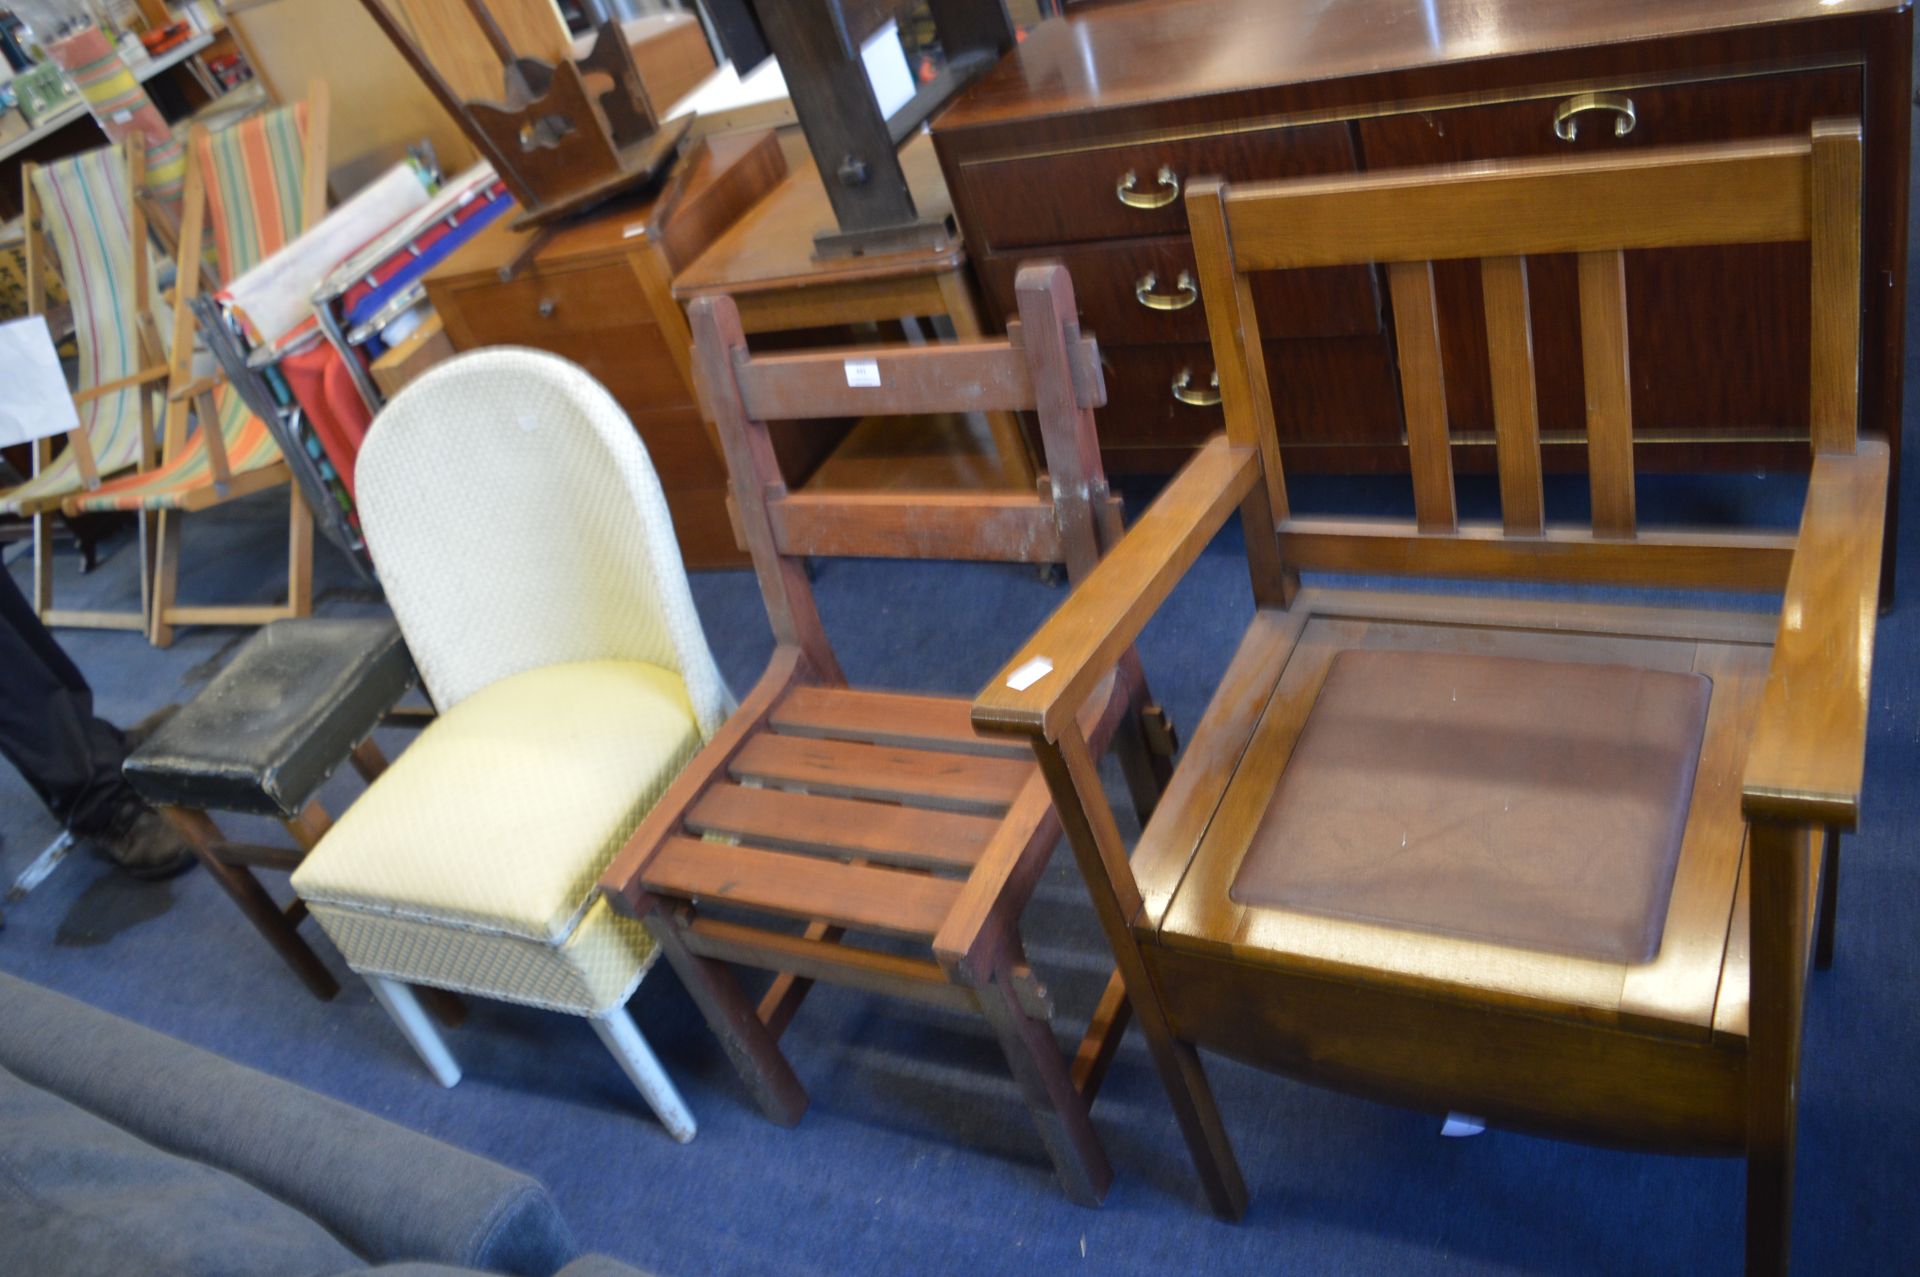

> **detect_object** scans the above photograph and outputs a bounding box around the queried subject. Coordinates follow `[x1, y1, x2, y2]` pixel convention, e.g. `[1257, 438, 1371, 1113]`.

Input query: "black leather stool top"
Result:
[124, 618, 417, 819]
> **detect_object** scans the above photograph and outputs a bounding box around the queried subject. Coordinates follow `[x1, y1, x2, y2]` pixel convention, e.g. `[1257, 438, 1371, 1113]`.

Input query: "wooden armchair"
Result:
[598, 263, 1174, 1203]
[972, 123, 1881, 1273]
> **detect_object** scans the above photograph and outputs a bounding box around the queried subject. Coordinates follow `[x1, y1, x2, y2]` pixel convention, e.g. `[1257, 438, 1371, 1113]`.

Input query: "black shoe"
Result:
[92, 806, 198, 881]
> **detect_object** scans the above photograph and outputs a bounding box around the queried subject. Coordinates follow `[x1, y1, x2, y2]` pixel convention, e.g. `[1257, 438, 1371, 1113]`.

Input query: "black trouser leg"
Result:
[0, 566, 133, 837]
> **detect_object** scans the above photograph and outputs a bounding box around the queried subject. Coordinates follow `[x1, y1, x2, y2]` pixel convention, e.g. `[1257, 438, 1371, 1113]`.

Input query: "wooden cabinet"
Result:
[425, 130, 786, 567]
[932, 0, 1912, 578]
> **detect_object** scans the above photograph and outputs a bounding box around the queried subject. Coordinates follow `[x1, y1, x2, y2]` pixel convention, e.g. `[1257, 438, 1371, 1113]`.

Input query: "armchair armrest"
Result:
[972, 435, 1259, 743]
[1742, 439, 1889, 830]
[71, 364, 169, 405]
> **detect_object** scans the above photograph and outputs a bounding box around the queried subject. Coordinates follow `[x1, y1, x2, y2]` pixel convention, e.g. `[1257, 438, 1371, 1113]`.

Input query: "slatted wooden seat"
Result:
[973, 123, 1883, 1273]
[599, 264, 1174, 1204]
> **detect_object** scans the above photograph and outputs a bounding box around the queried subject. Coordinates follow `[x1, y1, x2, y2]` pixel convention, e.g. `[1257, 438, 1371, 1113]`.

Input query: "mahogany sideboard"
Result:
[932, 0, 1912, 589]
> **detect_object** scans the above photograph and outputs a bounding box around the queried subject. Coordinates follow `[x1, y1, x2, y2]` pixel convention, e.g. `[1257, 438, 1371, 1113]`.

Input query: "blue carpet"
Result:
[2, 447, 1916, 1275]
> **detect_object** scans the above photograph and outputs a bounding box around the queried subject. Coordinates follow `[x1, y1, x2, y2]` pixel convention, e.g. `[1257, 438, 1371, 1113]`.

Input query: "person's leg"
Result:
[0, 565, 190, 877]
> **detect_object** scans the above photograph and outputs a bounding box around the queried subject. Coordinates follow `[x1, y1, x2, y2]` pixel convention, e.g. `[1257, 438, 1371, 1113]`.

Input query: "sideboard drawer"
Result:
[1092, 337, 1402, 456]
[974, 237, 1380, 343]
[955, 120, 1359, 251]
[1359, 67, 1859, 442]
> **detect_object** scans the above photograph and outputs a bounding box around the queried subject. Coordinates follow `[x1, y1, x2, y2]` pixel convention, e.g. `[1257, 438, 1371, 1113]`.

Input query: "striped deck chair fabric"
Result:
[69, 104, 309, 516]
[45, 26, 187, 213]
[0, 145, 154, 518]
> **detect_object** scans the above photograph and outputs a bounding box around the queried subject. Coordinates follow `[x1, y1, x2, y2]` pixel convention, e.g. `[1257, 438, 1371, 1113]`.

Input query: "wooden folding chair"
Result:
[974, 123, 1882, 1273]
[599, 263, 1176, 1203]
[4, 141, 169, 629]
[64, 82, 330, 647]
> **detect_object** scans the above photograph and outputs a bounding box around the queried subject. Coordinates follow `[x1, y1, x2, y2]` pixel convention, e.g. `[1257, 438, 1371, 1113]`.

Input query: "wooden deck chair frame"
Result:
[18, 141, 169, 631]
[146, 79, 331, 647]
[973, 122, 1881, 1273]
[599, 264, 1177, 1204]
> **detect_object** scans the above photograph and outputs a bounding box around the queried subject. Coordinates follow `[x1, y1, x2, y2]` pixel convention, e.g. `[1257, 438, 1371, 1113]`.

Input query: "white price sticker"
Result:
[1004, 656, 1053, 691]
[844, 358, 881, 387]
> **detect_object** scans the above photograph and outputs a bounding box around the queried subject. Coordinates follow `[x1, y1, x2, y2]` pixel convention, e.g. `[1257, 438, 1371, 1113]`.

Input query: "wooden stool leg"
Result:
[591, 1006, 697, 1143]
[349, 737, 389, 784]
[975, 947, 1112, 1206]
[367, 974, 461, 1087]
[1814, 827, 1840, 971]
[163, 807, 339, 1000]
[286, 487, 313, 618]
[642, 907, 808, 1126]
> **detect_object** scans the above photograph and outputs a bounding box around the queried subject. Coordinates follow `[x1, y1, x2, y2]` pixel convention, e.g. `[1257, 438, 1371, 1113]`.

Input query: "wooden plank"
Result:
[600, 648, 809, 915]
[1298, 585, 1780, 647]
[1743, 441, 1888, 829]
[643, 836, 961, 938]
[733, 334, 1105, 421]
[934, 772, 1060, 981]
[1480, 255, 1545, 536]
[975, 437, 1260, 740]
[729, 733, 1031, 815]
[1578, 249, 1636, 537]
[1132, 608, 1309, 932]
[771, 686, 1031, 758]
[1388, 259, 1456, 533]
[1809, 120, 1863, 455]
[767, 490, 1063, 563]
[1226, 138, 1811, 270]
[1277, 517, 1795, 592]
[685, 785, 997, 872]
[1617, 642, 1770, 1037]
[684, 915, 977, 1011]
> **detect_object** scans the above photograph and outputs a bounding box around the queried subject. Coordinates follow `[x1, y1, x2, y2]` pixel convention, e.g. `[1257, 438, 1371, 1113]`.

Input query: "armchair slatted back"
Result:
[688, 262, 1119, 683]
[1187, 120, 1865, 600]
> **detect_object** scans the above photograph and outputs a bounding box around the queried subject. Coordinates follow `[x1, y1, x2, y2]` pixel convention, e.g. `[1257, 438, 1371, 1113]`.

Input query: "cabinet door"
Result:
[1359, 69, 1861, 448]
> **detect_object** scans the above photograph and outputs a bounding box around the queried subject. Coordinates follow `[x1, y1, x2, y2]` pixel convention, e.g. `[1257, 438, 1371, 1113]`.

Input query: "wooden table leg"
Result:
[938, 267, 1038, 491]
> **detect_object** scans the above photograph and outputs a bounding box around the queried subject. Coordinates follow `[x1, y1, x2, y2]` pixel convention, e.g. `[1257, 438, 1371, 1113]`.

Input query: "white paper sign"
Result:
[0, 315, 80, 448]
[860, 19, 916, 121]
[844, 358, 881, 387]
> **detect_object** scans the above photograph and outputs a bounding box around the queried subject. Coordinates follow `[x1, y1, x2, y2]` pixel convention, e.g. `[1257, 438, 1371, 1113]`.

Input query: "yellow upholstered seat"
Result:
[293, 659, 700, 1010]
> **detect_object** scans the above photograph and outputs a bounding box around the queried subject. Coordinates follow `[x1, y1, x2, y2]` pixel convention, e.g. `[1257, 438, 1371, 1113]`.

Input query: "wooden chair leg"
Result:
[1746, 820, 1810, 1276]
[1035, 729, 1249, 1220]
[286, 487, 313, 618]
[975, 945, 1112, 1206]
[30, 510, 54, 616]
[366, 974, 461, 1087]
[162, 807, 339, 1000]
[641, 906, 808, 1125]
[1814, 828, 1840, 971]
[148, 508, 179, 648]
[1070, 969, 1132, 1102]
[349, 738, 389, 784]
[591, 1006, 697, 1143]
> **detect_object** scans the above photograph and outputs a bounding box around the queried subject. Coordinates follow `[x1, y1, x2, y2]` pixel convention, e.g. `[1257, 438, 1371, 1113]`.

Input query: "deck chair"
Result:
[597, 264, 1177, 1203]
[65, 83, 330, 647]
[973, 122, 1882, 1273]
[4, 141, 168, 630]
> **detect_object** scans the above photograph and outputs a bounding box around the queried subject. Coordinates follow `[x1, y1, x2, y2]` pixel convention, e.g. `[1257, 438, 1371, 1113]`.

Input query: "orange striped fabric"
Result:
[67, 105, 315, 515]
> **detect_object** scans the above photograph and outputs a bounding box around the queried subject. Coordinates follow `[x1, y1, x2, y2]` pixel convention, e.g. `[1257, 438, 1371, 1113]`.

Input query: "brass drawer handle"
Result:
[1171, 368, 1221, 407]
[1117, 165, 1181, 209]
[1553, 92, 1637, 142]
[536, 298, 557, 318]
[1135, 270, 1199, 311]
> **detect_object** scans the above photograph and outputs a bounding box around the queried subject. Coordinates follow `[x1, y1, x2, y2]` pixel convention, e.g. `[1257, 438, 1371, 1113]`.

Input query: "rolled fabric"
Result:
[44, 26, 186, 215]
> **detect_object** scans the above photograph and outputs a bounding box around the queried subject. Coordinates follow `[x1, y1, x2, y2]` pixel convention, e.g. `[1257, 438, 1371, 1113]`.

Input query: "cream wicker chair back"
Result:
[291, 348, 728, 1143]
[355, 347, 729, 729]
